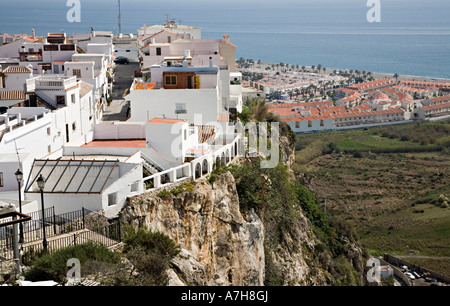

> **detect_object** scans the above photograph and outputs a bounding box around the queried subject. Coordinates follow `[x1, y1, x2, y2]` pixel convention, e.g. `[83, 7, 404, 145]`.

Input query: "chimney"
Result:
[185, 50, 191, 58]
[223, 34, 230, 43]
[31, 29, 35, 40]
[143, 24, 147, 36]
[151, 37, 155, 44]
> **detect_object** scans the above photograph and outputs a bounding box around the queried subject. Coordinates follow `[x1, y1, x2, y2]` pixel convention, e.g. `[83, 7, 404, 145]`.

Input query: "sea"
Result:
[1, 0, 449, 79]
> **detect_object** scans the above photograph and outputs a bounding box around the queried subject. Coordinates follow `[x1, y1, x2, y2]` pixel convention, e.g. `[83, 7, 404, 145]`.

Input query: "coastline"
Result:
[249, 62, 450, 83]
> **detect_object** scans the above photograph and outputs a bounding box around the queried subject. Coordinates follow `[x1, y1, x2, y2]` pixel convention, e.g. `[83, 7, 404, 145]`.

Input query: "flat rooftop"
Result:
[82, 139, 146, 148]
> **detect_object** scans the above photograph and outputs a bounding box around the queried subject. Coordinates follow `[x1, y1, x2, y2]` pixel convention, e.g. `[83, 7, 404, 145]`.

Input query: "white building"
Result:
[24, 158, 143, 216]
[138, 21, 202, 40]
[71, 31, 114, 53]
[127, 58, 232, 124]
[0, 65, 33, 90]
[140, 35, 237, 73]
[0, 108, 52, 199]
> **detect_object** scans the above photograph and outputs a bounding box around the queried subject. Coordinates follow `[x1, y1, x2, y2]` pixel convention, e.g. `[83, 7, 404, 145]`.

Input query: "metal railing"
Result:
[0, 207, 121, 261]
[21, 222, 122, 256]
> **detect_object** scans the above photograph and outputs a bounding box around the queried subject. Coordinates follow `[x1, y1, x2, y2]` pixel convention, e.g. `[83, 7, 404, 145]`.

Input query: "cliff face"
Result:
[119, 128, 365, 286]
[120, 173, 265, 286]
[119, 171, 359, 286]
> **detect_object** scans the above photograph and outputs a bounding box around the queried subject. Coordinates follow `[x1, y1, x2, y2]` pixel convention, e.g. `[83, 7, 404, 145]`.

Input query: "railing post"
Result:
[73, 233, 77, 246]
[53, 206, 57, 235]
[82, 207, 85, 229]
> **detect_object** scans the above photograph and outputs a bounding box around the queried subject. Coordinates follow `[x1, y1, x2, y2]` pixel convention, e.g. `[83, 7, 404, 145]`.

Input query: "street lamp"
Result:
[36, 174, 47, 250]
[14, 169, 24, 244]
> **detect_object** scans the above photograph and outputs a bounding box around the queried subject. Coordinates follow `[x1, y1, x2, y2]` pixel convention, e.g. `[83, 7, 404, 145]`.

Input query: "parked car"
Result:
[405, 272, 415, 280]
[114, 56, 129, 64]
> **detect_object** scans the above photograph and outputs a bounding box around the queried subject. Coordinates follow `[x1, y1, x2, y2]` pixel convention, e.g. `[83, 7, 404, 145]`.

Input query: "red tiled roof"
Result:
[0, 91, 26, 100]
[82, 139, 146, 148]
[422, 102, 450, 111]
[2, 66, 32, 74]
[147, 118, 186, 124]
[430, 95, 450, 103]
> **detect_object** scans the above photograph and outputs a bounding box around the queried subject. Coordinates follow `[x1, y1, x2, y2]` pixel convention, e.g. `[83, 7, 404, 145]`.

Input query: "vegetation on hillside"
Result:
[24, 242, 121, 283]
[209, 158, 364, 286]
[293, 119, 450, 276]
[21, 227, 180, 286]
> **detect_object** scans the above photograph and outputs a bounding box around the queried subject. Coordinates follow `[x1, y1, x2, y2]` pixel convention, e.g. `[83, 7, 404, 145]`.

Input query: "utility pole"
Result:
[118, 0, 122, 34]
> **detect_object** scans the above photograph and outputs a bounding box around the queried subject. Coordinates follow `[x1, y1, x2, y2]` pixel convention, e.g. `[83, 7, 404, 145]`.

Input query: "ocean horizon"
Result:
[1, 0, 449, 79]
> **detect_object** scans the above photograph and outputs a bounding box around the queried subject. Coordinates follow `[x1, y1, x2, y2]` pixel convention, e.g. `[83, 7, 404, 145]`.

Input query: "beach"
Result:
[249, 62, 450, 83]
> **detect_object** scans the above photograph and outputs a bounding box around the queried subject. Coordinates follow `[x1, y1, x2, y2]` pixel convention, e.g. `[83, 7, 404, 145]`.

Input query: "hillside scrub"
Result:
[24, 241, 121, 283]
[227, 158, 363, 285]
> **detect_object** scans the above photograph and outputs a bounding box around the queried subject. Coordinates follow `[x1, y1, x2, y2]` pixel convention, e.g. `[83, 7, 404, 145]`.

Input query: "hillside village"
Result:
[1, 20, 450, 285]
[239, 64, 450, 133]
[0, 21, 244, 265]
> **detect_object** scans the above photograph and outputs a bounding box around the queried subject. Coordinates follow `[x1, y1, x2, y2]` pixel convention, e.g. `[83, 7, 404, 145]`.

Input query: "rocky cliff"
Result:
[120, 174, 265, 286]
[119, 171, 364, 286]
[119, 124, 365, 286]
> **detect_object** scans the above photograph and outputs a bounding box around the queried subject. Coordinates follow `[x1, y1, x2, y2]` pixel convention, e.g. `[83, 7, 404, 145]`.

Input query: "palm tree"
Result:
[317, 64, 322, 74]
[393, 73, 399, 82]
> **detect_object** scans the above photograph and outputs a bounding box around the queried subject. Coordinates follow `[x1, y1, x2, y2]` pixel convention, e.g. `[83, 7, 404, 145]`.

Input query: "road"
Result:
[102, 61, 140, 122]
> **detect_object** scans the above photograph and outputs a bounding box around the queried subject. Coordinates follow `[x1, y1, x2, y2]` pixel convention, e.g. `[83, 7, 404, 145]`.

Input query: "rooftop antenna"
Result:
[118, 0, 122, 34]
[14, 139, 24, 170]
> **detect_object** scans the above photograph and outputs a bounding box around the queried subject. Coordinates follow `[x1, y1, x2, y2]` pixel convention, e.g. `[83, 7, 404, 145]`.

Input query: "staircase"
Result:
[34, 92, 57, 110]
[140, 152, 165, 173]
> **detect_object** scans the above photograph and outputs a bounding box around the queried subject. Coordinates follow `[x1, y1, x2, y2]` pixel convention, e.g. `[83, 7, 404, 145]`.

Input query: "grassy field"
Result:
[293, 119, 450, 276]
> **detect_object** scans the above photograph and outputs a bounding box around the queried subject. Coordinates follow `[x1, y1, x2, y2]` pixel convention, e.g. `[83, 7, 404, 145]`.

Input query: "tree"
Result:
[393, 73, 399, 82]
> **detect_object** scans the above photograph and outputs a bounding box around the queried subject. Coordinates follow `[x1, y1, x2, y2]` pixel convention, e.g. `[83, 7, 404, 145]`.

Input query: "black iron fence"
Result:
[21, 222, 122, 256]
[0, 207, 121, 261]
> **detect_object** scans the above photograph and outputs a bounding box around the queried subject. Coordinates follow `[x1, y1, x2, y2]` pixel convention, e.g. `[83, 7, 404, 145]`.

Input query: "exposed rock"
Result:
[120, 172, 265, 286]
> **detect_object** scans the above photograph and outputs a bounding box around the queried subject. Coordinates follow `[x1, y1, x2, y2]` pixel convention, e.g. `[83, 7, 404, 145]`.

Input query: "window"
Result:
[48, 145, 52, 153]
[175, 103, 186, 114]
[0, 172, 3, 187]
[71, 94, 76, 104]
[295, 122, 300, 128]
[320, 120, 324, 127]
[73, 69, 81, 78]
[130, 181, 139, 192]
[167, 36, 171, 43]
[57, 96, 65, 105]
[72, 122, 76, 131]
[308, 121, 312, 128]
[47, 127, 51, 136]
[108, 192, 118, 206]
[184, 129, 187, 141]
[165, 75, 177, 86]
[156, 47, 161, 56]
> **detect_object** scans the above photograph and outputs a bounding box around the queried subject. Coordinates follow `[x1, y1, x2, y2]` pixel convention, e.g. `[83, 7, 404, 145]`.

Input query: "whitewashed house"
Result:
[0, 108, 52, 199]
[23, 157, 143, 216]
[127, 58, 231, 124]
[138, 21, 202, 40]
[25, 75, 94, 146]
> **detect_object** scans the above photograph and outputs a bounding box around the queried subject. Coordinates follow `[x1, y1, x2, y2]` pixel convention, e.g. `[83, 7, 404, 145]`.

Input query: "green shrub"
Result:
[24, 241, 121, 283]
[156, 189, 171, 198]
[122, 227, 180, 259]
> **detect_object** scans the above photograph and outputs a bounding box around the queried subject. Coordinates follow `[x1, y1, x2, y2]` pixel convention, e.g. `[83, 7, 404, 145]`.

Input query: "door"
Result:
[65, 124, 70, 143]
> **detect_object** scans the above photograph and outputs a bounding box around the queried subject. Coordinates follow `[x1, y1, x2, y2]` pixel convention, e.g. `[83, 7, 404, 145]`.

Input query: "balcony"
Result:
[19, 51, 43, 62]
